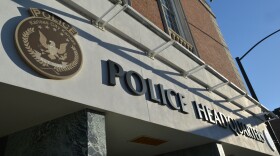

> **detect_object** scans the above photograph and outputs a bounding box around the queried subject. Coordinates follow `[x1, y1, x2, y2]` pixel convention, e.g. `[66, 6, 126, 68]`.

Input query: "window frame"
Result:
[158, 0, 185, 38]
[124, 0, 131, 6]
[158, 0, 199, 56]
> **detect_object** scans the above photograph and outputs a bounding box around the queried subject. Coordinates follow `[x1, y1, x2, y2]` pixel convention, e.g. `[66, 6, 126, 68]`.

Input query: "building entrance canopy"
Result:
[0, 0, 278, 155]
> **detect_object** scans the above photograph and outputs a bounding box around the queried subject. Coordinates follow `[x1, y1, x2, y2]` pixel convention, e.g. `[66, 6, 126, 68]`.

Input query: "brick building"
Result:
[130, 0, 245, 90]
[0, 0, 279, 155]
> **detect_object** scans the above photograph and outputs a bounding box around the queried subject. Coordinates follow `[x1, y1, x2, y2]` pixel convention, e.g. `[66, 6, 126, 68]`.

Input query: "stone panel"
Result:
[3, 110, 106, 156]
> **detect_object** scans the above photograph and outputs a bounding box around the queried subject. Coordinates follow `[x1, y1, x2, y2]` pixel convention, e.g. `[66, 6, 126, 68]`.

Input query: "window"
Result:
[109, 0, 131, 6]
[158, 0, 198, 55]
[124, 0, 131, 6]
[160, 0, 181, 35]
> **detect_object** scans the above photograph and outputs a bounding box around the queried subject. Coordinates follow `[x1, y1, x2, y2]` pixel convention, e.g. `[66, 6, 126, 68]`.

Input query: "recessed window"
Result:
[158, 0, 198, 55]
[124, 0, 131, 5]
[160, 0, 181, 35]
[109, 0, 131, 5]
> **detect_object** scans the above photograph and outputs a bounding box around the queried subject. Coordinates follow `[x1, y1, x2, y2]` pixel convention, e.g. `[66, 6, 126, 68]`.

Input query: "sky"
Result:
[207, 1, 280, 111]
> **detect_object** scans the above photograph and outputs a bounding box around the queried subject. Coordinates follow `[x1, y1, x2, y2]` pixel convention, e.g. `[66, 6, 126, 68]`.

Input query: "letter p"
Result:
[107, 60, 124, 86]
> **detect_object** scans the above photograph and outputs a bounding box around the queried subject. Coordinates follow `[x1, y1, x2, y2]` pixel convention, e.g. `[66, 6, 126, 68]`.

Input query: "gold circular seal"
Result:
[15, 15, 82, 79]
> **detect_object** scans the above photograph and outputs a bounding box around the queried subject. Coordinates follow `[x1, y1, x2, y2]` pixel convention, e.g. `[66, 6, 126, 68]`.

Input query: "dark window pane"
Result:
[161, 0, 180, 34]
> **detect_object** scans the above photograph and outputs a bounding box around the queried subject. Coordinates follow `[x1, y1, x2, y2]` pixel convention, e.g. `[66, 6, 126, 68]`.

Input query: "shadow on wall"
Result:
[191, 101, 266, 142]
[8, 0, 263, 125]
[2, 0, 90, 78]
[1, 7, 44, 78]
[10, 0, 256, 119]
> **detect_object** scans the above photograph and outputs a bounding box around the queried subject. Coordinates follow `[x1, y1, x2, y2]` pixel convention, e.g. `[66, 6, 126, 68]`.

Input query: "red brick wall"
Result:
[130, 0, 165, 31]
[130, 0, 243, 89]
[181, 0, 242, 88]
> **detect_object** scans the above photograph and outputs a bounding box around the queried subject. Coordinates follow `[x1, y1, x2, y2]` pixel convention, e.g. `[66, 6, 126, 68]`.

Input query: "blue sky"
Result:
[208, 1, 280, 111]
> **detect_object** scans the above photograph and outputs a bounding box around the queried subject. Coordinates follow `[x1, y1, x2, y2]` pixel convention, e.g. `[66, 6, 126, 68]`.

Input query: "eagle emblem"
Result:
[39, 31, 68, 61]
[15, 8, 82, 79]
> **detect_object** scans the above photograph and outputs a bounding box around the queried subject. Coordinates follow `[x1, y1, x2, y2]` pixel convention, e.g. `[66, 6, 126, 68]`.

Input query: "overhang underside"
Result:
[106, 112, 271, 156]
[0, 82, 271, 156]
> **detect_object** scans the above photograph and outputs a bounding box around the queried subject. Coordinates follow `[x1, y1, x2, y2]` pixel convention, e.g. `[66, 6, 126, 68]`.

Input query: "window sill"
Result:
[168, 28, 193, 52]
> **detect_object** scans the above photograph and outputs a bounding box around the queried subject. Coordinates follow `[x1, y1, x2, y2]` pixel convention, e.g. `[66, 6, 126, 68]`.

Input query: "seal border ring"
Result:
[15, 16, 83, 79]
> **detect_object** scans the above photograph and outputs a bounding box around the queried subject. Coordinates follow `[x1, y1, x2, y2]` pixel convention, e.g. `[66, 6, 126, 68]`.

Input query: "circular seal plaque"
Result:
[15, 9, 82, 79]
